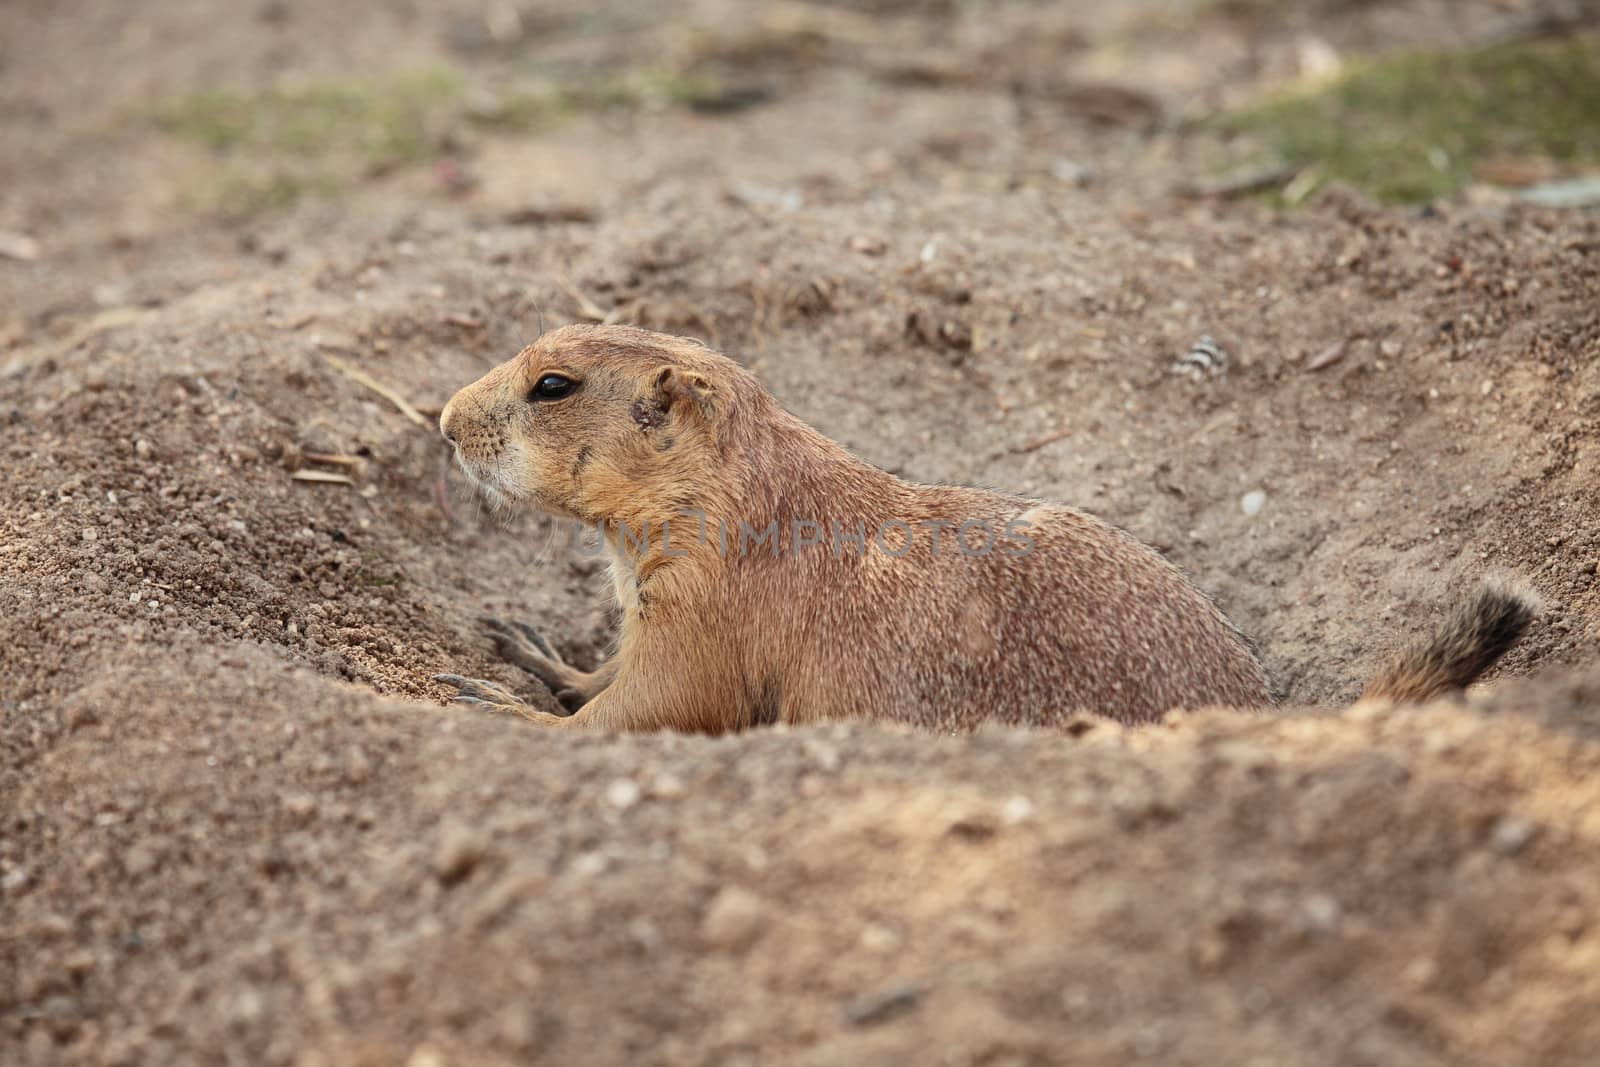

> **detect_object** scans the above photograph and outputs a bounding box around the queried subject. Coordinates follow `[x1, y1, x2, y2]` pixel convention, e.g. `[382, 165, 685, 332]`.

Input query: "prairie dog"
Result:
[435, 324, 1533, 732]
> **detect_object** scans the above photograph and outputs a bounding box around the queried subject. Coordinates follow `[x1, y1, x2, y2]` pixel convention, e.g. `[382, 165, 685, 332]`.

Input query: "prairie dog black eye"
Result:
[530, 374, 578, 401]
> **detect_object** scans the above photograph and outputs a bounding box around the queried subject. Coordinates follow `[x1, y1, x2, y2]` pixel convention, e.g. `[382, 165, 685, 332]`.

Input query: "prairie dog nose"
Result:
[439, 397, 458, 443]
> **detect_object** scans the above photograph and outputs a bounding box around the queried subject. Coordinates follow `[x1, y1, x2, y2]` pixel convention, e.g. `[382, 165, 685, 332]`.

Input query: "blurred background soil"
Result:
[3, 1, 1600, 1064]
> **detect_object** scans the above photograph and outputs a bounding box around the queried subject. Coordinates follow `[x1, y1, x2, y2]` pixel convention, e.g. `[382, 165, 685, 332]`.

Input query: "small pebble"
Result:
[650, 772, 686, 799]
[282, 793, 317, 819]
[1490, 815, 1536, 855]
[605, 778, 642, 810]
[701, 886, 767, 950]
[1241, 490, 1267, 517]
[570, 852, 608, 878]
[845, 982, 920, 1026]
[1301, 894, 1342, 933]
[344, 746, 373, 784]
[803, 738, 841, 772]
[229, 987, 263, 1023]
[1404, 957, 1437, 988]
[1051, 159, 1094, 186]
[859, 923, 901, 954]
[81, 528, 97, 542]
[434, 821, 489, 884]
[0, 231, 41, 261]
[1001, 795, 1034, 825]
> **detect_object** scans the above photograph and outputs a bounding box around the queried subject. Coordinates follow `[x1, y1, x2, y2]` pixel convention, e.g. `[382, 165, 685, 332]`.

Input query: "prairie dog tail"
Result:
[1361, 584, 1540, 704]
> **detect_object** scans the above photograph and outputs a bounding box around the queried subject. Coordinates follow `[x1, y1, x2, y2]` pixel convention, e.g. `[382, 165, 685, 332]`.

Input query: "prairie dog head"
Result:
[439, 324, 755, 526]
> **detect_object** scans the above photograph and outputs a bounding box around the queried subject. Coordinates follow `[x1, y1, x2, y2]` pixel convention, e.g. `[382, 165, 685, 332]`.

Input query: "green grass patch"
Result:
[158, 68, 463, 165]
[156, 69, 465, 217]
[470, 66, 739, 129]
[1215, 35, 1600, 203]
[154, 60, 766, 216]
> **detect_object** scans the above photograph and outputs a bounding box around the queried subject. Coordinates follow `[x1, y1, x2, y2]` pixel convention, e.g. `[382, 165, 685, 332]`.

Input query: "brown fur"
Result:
[437, 324, 1531, 732]
[1361, 585, 1539, 705]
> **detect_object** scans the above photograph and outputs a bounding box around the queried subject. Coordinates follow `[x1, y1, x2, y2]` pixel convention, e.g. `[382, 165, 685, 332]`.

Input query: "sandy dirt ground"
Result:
[3, 1, 1600, 1064]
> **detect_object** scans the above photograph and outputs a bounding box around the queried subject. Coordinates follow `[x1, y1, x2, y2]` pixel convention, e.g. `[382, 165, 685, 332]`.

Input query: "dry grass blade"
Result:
[323, 353, 428, 427]
[301, 451, 366, 468]
[435, 446, 457, 525]
[1177, 161, 1296, 199]
[554, 272, 614, 323]
[1009, 427, 1073, 455]
[50, 306, 154, 355]
[1306, 340, 1348, 371]
[291, 469, 355, 485]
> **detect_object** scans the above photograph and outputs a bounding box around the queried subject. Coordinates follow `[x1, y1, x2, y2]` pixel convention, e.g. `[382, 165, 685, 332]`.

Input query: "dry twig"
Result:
[1009, 427, 1073, 455]
[323, 353, 428, 427]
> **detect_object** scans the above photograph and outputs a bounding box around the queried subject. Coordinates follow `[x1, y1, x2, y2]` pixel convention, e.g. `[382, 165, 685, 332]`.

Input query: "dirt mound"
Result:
[9, 642, 1600, 1066]
[3, 1, 1599, 1064]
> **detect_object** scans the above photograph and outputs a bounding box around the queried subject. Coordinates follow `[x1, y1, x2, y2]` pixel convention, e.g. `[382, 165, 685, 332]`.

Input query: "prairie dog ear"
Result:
[649, 365, 716, 419]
